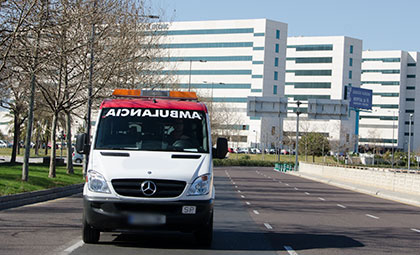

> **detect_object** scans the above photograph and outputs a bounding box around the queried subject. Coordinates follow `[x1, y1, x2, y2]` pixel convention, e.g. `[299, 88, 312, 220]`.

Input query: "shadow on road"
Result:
[97, 230, 363, 251]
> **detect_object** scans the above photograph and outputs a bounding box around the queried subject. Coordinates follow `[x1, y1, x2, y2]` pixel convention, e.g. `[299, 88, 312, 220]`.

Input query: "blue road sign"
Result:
[349, 87, 372, 110]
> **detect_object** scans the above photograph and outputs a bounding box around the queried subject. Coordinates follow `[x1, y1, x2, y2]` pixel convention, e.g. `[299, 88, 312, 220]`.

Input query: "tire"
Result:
[75, 159, 82, 163]
[194, 213, 213, 247]
[82, 220, 100, 244]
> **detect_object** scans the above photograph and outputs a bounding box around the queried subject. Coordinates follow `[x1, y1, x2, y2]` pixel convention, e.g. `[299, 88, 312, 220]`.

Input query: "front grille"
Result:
[111, 179, 186, 198]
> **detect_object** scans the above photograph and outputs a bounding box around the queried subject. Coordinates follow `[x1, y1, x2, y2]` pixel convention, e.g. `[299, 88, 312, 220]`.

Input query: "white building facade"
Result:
[283, 36, 362, 152]
[360, 50, 420, 152]
[160, 19, 288, 148]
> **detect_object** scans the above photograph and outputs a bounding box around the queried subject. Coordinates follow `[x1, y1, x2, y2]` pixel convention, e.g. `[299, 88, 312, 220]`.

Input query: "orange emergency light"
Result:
[112, 89, 198, 100]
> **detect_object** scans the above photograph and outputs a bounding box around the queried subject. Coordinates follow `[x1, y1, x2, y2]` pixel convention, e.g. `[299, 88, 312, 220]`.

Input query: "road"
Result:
[0, 166, 419, 254]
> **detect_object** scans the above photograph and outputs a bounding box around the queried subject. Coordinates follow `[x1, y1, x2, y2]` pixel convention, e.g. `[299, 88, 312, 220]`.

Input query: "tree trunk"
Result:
[44, 133, 49, 155]
[10, 113, 19, 163]
[66, 110, 74, 174]
[48, 113, 58, 178]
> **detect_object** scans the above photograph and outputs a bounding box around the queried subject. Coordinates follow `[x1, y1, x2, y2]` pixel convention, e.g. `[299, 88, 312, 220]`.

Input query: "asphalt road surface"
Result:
[1, 166, 420, 255]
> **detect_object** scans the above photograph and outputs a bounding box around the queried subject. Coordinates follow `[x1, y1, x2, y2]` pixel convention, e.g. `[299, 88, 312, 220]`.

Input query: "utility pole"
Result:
[408, 113, 413, 170]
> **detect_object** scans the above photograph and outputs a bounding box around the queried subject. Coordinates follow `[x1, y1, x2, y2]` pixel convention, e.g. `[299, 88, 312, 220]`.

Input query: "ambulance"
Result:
[76, 89, 228, 246]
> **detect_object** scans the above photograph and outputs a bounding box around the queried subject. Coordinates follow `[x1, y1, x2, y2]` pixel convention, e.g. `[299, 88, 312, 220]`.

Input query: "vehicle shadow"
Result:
[99, 230, 364, 251]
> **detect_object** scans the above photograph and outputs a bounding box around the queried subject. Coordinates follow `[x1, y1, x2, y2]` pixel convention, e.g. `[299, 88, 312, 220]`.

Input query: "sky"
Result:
[154, 0, 419, 51]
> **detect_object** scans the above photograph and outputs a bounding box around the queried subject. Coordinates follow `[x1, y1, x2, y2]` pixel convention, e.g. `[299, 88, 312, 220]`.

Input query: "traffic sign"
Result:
[247, 97, 288, 117]
[348, 87, 372, 110]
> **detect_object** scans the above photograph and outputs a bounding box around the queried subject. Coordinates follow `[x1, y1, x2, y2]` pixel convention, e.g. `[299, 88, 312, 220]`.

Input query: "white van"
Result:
[76, 89, 227, 246]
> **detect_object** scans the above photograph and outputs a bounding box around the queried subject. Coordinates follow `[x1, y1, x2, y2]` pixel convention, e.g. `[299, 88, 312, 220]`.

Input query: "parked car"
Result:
[237, 147, 249, 154]
[0, 140, 7, 148]
[72, 151, 83, 163]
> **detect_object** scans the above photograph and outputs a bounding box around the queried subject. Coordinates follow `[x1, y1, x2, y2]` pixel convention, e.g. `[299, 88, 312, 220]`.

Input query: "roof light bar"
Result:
[112, 89, 198, 100]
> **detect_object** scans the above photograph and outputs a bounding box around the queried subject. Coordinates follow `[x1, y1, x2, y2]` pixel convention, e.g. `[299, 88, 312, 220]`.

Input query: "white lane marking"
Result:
[245, 202, 251, 205]
[305, 192, 310, 195]
[64, 240, 84, 253]
[366, 214, 379, 219]
[318, 197, 326, 201]
[285, 184, 290, 186]
[284, 245, 299, 255]
[411, 228, 420, 233]
[279, 181, 282, 183]
[237, 190, 241, 193]
[253, 210, 260, 215]
[240, 195, 245, 198]
[264, 223, 273, 230]
[235, 186, 238, 188]
[232, 182, 236, 185]
[337, 204, 347, 209]
[294, 187, 299, 190]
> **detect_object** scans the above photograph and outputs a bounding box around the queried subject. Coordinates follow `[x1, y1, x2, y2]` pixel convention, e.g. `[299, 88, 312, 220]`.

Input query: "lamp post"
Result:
[180, 59, 207, 91]
[408, 113, 413, 170]
[295, 101, 302, 171]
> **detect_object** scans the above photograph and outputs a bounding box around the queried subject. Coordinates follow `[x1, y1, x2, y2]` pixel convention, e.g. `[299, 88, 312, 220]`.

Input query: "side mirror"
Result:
[76, 133, 90, 154]
[215, 137, 228, 159]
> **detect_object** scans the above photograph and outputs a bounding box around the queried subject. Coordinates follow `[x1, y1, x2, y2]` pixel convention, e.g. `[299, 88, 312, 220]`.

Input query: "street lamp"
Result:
[180, 59, 207, 91]
[295, 101, 302, 171]
[253, 130, 258, 149]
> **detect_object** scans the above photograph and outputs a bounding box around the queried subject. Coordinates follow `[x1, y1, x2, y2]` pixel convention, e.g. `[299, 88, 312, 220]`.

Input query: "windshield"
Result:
[94, 108, 209, 153]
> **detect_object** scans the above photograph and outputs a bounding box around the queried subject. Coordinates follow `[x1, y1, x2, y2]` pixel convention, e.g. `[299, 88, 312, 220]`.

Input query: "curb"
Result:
[0, 183, 84, 210]
[287, 171, 420, 208]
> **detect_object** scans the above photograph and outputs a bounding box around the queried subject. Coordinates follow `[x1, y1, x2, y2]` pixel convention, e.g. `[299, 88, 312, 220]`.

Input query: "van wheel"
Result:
[75, 159, 82, 163]
[83, 220, 100, 244]
[194, 213, 213, 247]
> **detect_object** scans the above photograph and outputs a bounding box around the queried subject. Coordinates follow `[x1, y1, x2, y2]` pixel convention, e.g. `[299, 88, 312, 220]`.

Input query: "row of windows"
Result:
[254, 33, 265, 36]
[159, 42, 253, 49]
[252, 75, 263, 78]
[286, 57, 332, 63]
[362, 69, 400, 74]
[362, 58, 401, 62]
[156, 70, 252, 75]
[211, 97, 248, 103]
[285, 95, 331, 100]
[359, 116, 398, 121]
[287, 44, 333, 51]
[251, 89, 262, 93]
[219, 124, 250, 130]
[372, 92, 399, 97]
[285, 82, 331, 88]
[178, 83, 252, 89]
[372, 104, 399, 109]
[163, 28, 254, 36]
[156, 56, 253, 62]
[286, 70, 332, 76]
[404, 133, 414, 136]
[362, 81, 400, 85]
[359, 138, 397, 144]
[253, 47, 264, 50]
[252, 61, 264, 64]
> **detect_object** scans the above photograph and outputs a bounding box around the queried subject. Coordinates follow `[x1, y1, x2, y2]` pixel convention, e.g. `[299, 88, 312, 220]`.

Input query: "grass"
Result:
[0, 147, 69, 157]
[0, 163, 84, 196]
[228, 153, 337, 164]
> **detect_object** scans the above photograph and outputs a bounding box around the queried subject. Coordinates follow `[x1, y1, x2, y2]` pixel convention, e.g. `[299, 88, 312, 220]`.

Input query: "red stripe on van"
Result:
[100, 99, 208, 113]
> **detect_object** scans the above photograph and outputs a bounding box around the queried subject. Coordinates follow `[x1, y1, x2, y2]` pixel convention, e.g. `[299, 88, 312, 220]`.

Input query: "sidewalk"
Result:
[287, 170, 420, 208]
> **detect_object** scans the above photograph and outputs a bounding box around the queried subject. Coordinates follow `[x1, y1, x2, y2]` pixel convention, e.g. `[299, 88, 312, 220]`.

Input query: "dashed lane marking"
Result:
[284, 245, 299, 255]
[366, 214, 379, 219]
[237, 190, 241, 193]
[264, 223, 273, 230]
[294, 187, 299, 190]
[305, 192, 310, 195]
[318, 197, 326, 201]
[253, 210, 260, 215]
[240, 195, 245, 198]
[337, 204, 346, 208]
[246, 202, 251, 205]
[63, 240, 84, 254]
[411, 228, 420, 233]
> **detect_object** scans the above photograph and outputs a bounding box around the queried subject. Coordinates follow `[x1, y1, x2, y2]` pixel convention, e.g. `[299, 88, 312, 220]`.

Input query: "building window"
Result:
[273, 85, 278, 95]
[349, 70, 352, 79]
[275, 44, 279, 53]
[274, 71, 278, 80]
[272, 126, 276, 135]
[350, 45, 354, 54]
[287, 44, 333, 51]
[407, 74, 416, 78]
[349, 58, 353, 66]
[274, 57, 279, 67]
[408, 63, 416, 67]
[276, 30, 280, 39]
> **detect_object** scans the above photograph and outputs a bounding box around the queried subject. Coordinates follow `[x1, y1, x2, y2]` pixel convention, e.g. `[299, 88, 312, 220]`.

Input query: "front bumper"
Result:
[83, 197, 213, 232]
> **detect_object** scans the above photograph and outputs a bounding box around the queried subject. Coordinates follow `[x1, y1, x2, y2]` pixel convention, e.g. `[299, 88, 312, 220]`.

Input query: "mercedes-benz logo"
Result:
[141, 180, 157, 196]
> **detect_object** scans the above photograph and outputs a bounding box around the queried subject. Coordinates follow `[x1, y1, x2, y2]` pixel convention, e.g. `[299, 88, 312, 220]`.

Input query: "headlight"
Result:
[87, 170, 110, 193]
[187, 174, 211, 196]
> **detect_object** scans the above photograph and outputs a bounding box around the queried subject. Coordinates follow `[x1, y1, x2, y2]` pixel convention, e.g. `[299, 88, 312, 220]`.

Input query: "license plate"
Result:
[182, 206, 196, 214]
[128, 213, 166, 226]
